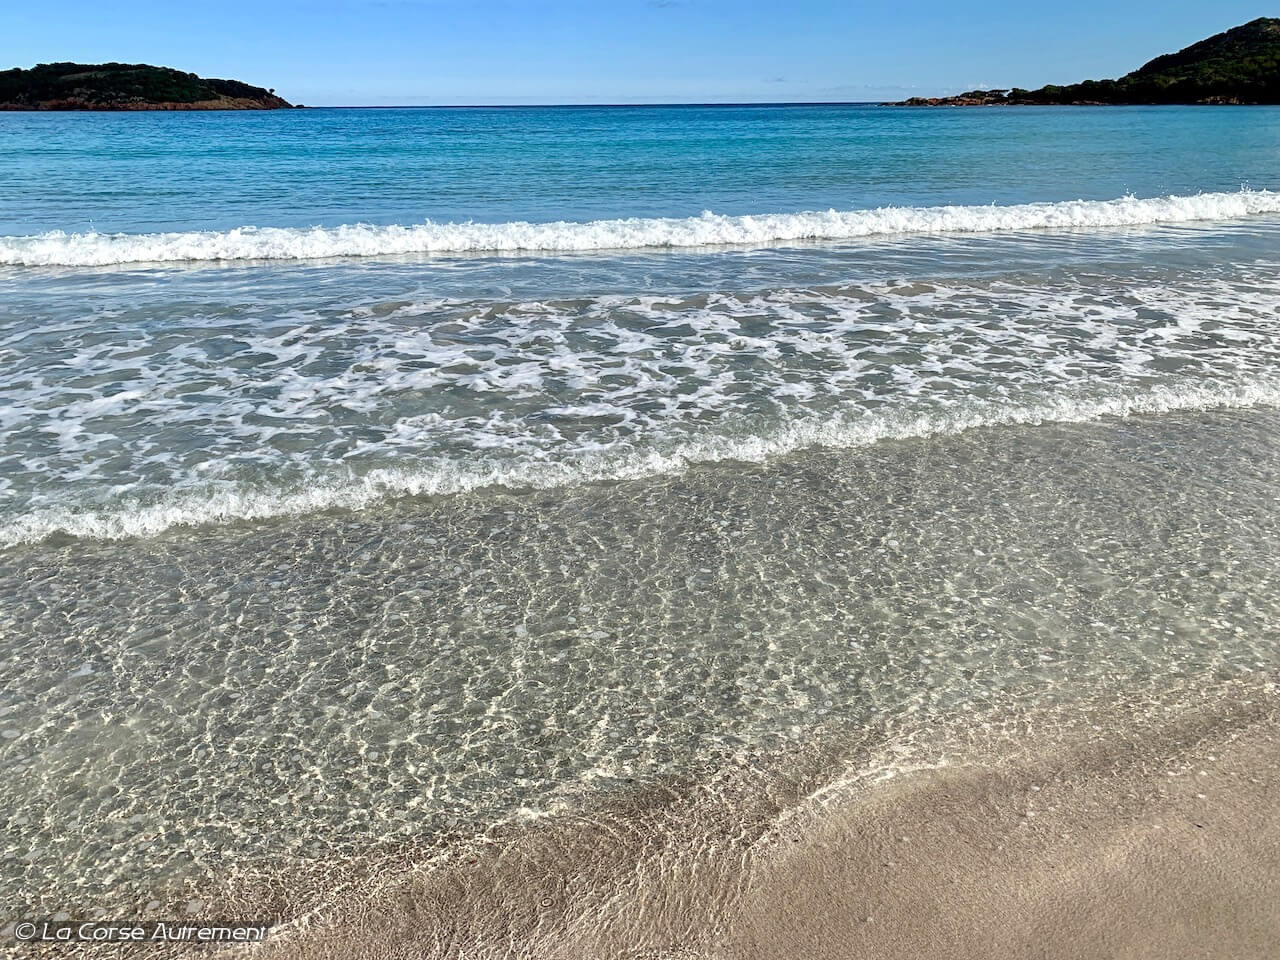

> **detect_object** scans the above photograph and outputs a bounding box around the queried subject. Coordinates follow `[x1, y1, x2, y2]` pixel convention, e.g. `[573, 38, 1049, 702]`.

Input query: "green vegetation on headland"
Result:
[0, 62, 295, 110]
[892, 17, 1280, 106]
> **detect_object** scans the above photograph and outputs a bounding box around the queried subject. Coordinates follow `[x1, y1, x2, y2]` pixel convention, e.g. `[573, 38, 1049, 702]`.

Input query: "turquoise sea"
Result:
[3, 104, 1280, 938]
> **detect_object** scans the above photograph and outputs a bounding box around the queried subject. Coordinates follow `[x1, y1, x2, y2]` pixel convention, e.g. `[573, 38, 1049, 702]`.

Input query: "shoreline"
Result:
[885, 100, 1264, 107]
[246, 690, 1280, 960]
[0, 100, 296, 112]
[41, 684, 1272, 960]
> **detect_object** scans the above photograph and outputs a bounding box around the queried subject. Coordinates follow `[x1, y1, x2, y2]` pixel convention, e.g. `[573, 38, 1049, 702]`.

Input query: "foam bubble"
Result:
[3, 190, 1278, 266]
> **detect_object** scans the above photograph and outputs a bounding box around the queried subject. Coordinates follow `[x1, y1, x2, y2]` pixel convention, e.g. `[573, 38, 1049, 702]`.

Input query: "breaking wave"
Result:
[6, 378, 1280, 544]
[4, 190, 1279, 266]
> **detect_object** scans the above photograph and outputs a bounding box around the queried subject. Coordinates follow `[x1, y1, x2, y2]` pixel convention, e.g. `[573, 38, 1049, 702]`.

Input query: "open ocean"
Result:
[3, 104, 1280, 939]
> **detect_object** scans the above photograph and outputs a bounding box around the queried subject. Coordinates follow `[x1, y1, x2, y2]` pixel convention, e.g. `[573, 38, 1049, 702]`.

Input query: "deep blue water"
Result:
[3, 104, 1279, 234]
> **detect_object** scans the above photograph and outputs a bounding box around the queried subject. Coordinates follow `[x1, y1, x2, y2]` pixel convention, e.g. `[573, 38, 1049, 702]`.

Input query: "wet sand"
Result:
[221, 691, 1280, 960]
[727, 707, 1280, 960]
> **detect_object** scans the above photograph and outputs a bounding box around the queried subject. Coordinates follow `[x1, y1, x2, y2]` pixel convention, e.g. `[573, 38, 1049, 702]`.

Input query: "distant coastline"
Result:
[0, 62, 295, 110]
[889, 17, 1280, 106]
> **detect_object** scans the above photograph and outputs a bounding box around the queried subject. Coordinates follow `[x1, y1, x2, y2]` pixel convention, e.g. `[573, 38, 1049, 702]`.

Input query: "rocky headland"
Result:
[0, 62, 295, 110]
[892, 17, 1280, 106]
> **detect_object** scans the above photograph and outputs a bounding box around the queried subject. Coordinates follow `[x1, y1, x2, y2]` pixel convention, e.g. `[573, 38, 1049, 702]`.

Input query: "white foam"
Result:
[3, 190, 1279, 266]
[8, 264, 1280, 544]
[5, 377, 1280, 545]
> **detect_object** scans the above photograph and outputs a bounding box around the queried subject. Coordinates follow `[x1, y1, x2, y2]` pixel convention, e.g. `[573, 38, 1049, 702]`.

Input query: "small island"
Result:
[891, 17, 1280, 106]
[0, 62, 294, 110]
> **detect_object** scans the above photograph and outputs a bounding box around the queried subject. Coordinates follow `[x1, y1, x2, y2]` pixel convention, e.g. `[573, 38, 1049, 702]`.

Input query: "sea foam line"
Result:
[3, 190, 1278, 267]
[4, 378, 1280, 545]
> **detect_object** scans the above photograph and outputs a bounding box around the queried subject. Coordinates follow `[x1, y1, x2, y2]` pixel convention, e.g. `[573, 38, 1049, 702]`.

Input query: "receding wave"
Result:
[4, 190, 1279, 266]
[6, 379, 1280, 544]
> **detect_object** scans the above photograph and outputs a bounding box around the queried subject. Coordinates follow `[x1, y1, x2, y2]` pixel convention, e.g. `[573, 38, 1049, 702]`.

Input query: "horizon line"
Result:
[290, 100, 888, 109]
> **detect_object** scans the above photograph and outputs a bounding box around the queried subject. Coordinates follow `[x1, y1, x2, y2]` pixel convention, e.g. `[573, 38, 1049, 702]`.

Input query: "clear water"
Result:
[2, 104, 1280, 921]
[3, 105, 1279, 234]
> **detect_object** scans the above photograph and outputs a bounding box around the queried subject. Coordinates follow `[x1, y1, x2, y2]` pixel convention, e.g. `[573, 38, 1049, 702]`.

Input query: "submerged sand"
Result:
[167, 689, 1277, 960]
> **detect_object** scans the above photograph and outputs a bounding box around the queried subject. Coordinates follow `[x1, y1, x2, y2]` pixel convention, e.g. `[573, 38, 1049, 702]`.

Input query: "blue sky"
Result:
[3, 1, 1274, 105]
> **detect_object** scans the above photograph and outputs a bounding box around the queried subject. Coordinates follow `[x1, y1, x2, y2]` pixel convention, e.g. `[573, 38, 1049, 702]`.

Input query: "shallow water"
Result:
[5, 406, 1280, 913]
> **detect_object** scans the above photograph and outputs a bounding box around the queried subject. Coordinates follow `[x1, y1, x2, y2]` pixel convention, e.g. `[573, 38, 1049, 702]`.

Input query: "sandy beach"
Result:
[728, 704, 1280, 960]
